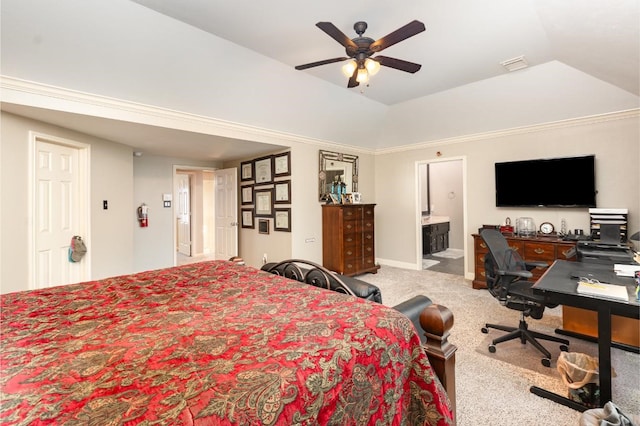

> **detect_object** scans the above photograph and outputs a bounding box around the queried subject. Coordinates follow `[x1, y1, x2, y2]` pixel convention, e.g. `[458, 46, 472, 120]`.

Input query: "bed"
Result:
[0, 260, 453, 425]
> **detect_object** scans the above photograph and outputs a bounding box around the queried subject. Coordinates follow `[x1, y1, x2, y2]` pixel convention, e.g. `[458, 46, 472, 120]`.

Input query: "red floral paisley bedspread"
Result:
[0, 261, 452, 425]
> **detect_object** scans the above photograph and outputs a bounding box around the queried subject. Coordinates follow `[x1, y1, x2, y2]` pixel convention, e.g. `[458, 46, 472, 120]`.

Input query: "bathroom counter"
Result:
[421, 215, 450, 226]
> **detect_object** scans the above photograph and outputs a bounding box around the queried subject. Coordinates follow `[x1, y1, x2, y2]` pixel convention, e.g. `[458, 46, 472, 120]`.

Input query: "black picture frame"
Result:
[274, 180, 291, 204]
[241, 185, 254, 205]
[274, 208, 291, 232]
[258, 219, 270, 234]
[241, 208, 254, 228]
[240, 160, 254, 181]
[274, 151, 291, 177]
[254, 187, 273, 217]
[254, 156, 273, 184]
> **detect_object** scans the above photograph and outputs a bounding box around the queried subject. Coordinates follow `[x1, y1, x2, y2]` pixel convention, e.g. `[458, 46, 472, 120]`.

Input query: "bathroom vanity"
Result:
[422, 216, 450, 255]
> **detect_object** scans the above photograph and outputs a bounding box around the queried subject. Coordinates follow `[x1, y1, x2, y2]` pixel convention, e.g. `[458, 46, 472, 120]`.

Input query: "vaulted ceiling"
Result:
[132, 0, 640, 104]
[1, 0, 638, 159]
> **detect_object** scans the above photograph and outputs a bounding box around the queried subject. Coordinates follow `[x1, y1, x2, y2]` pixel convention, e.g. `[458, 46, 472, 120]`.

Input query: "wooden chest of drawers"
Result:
[472, 234, 577, 289]
[322, 204, 380, 276]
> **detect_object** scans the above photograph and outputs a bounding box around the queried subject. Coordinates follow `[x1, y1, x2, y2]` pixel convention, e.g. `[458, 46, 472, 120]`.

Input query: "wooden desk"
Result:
[472, 233, 577, 289]
[473, 233, 639, 347]
[560, 306, 639, 349]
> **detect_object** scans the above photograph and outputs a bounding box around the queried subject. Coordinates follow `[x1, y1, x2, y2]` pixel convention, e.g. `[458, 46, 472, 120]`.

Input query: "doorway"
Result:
[29, 133, 90, 289]
[416, 157, 467, 276]
[174, 167, 237, 266]
[175, 168, 212, 265]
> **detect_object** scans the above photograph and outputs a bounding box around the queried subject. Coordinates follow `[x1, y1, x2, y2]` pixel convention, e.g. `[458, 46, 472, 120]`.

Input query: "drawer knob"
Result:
[480, 243, 487, 248]
[534, 248, 545, 254]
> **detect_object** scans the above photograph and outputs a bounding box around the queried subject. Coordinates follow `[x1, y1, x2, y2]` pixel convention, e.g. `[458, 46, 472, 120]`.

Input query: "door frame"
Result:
[172, 165, 216, 265]
[28, 132, 91, 289]
[176, 171, 193, 256]
[414, 156, 468, 276]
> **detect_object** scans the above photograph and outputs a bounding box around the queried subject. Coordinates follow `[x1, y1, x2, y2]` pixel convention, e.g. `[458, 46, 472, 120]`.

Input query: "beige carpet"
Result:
[358, 266, 640, 426]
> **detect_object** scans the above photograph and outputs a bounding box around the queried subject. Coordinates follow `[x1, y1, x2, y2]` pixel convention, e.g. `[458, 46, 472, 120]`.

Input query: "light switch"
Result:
[103, 200, 108, 210]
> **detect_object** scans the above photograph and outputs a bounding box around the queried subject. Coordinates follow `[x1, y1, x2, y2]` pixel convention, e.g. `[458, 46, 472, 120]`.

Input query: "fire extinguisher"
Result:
[137, 203, 149, 227]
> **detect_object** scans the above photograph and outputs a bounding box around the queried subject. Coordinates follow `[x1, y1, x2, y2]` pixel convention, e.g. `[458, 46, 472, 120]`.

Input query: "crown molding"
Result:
[3, 76, 636, 158]
[0, 76, 373, 155]
[375, 108, 640, 156]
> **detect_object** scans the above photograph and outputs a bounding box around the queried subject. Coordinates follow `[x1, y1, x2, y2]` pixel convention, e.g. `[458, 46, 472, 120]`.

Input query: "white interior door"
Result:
[177, 173, 192, 256]
[34, 139, 87, 288]
[214, 168, 238, 259]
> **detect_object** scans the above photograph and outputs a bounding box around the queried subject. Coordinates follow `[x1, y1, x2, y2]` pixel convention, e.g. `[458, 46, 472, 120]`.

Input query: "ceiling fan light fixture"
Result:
[364, 58, 380, 76]
[341, 60, 357, 77]
[356, 67, 369, 84]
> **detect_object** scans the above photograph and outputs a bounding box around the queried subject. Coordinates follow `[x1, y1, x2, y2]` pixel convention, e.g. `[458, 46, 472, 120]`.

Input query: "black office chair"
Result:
[480, 229, 569, 367]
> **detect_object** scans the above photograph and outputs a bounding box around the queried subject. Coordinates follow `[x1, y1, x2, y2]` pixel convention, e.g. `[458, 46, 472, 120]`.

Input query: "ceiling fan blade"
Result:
[347, 67, 359, 88]
[369, 20, 426, 53]
[374, 56, 422, 73]
[295, 57, 350, 70]
[316, 22, 358, 50]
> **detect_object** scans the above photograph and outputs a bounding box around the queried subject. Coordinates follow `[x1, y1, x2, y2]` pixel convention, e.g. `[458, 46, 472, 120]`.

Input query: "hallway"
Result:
[176, 252, 216, 266]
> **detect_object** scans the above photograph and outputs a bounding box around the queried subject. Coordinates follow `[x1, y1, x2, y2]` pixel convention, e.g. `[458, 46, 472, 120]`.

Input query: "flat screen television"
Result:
[495, 155, 596, 207]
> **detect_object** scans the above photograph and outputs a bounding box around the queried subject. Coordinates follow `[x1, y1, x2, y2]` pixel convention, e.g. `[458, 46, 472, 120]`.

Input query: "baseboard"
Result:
[377, 258, 420, 271]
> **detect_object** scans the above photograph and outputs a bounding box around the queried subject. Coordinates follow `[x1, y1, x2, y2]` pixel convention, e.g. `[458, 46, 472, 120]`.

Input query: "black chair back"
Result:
[481, 229, 528, 299]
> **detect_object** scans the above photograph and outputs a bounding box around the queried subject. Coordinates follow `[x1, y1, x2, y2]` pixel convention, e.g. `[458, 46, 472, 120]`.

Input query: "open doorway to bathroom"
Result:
[417, 158, 466, 276]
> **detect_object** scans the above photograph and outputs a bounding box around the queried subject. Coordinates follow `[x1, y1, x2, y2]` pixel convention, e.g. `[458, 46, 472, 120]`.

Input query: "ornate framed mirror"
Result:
[318, 150, 358, 202]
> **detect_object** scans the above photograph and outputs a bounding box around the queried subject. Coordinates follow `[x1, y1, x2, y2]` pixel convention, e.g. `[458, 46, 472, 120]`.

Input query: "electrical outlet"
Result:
[262, 253, 267, 265]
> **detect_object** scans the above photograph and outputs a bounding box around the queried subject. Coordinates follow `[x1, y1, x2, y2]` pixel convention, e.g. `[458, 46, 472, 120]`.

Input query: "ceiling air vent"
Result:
[500, 55, 528, 72]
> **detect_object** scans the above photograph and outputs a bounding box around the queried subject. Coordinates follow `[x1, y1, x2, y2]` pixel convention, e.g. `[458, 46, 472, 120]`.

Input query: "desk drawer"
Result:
[507, 240, 524, 254]
[556, 243, 577, 261]
[475, 238, 489, 254]
[524, 242, 555, 262]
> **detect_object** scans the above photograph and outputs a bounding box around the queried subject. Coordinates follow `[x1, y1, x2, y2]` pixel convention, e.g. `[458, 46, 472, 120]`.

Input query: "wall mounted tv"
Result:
[495, 155, 596, 207]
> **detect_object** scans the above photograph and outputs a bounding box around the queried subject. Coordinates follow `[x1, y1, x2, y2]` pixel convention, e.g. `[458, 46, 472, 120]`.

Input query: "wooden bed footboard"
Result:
[421, 304, 457, 420]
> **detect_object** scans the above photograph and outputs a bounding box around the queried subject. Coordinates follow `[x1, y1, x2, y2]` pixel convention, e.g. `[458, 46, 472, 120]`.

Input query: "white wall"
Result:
[1, 0, 387, 149]
[133, 155, 222, 272]
[375, 111, 640, 277]
[0, 110, 376, 289]
[0, 112, 134, 293]
[228, 143, 376, 269]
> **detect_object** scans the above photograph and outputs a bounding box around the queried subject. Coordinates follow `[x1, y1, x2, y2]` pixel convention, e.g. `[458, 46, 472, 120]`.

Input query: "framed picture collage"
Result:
[240, 151, 291, 233]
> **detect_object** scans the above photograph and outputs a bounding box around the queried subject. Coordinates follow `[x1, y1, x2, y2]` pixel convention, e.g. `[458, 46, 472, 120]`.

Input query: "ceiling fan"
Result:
[295, 20, 426, 88]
